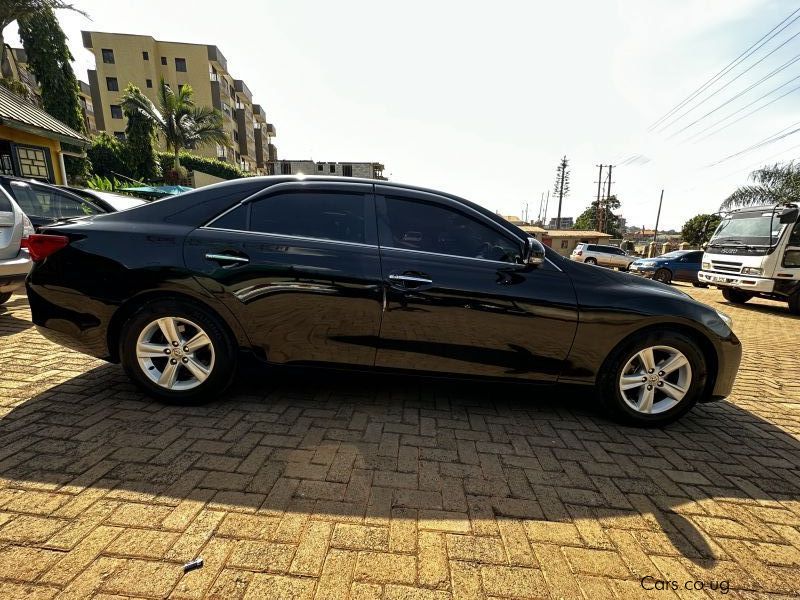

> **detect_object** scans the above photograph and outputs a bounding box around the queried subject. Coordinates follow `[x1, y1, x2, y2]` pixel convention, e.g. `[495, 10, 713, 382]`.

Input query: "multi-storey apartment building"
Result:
[81, 31, 276, 173]
[269, 159, 387, 180]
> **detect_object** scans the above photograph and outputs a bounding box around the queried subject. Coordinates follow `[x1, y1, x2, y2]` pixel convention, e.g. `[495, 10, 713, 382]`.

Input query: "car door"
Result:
[676, 251, 702, 281]
[374, 187, 578, 381]
[184, 181, 383, 367]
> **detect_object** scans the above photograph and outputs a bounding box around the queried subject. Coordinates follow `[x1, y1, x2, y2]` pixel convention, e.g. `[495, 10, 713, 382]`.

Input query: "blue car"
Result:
[629, 250, 707, 286]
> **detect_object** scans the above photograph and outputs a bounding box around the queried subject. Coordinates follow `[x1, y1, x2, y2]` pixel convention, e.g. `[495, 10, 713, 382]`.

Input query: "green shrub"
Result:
[157, 151, 251, 181]
[87, 133, 129, 179]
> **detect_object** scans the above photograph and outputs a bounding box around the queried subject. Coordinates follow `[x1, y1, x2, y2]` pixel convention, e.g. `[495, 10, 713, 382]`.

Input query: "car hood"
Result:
[564, 257, 691, 300]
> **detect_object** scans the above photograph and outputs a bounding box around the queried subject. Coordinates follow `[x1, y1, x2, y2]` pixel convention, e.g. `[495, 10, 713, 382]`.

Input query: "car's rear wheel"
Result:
[0, 292, 11, 305]
[653, 268, 672, 284]
[598, 330, 707, 426]
[120, 299, 237, 403]
[584, 257, 597, 265]
[721, 288, 753, 305]
[692, 282, 709, 288]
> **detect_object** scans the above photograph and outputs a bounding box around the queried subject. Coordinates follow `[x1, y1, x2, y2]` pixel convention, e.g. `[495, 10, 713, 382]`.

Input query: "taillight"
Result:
[576, 250, 582, 256]
[23, 234, 69, 262]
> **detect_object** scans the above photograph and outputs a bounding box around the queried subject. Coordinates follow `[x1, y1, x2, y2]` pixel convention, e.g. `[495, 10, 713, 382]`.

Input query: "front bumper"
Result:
[629, 266, 656, 278]
[698, 271, 774, 293]
[708, 329, 742, 400]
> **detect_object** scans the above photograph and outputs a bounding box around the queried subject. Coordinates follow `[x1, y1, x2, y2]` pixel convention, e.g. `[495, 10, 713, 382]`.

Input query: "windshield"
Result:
[656, 251, 685, 259]
[709, 212, 786, 247]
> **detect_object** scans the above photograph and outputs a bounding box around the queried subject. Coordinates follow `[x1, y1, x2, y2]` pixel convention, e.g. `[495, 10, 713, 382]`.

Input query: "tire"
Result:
[0, 292, 11, 305]
[598, 330, 707, 426]
[789, 291, 800, 315]
[653, 268, 672, 284]
[721, 287, 753, 305]
[692, 282, 709, 288]
[584, 257, 597, 265]
[119, 298, 238, 404]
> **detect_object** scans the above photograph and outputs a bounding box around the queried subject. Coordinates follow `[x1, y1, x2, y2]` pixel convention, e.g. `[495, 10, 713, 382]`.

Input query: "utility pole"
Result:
[653, 189, 664, 244]
[595, 164, 605, 230]
[598, 164, 614, 234]
[553, 156, 570, 230]
[543, 190, 550, 226]
[537, 192, 544, 224]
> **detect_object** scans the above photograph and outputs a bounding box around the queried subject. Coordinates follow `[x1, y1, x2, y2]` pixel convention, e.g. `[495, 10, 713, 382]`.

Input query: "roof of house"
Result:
[0, 84, 89, 147]
[543, 230, 612, 238]
[520, 225, 547, 233]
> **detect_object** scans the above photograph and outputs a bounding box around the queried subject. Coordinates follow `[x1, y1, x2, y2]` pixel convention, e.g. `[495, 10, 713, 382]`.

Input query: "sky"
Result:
[7, 0, 800, 230]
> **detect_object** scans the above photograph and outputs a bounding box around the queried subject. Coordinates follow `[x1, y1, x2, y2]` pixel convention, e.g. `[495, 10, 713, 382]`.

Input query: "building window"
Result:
[16, 146, 50, 179]
[177, 84, 185, 94]
[317, 163, 324, 172]
[216, 144, 225, 160]
[161, 56, 167, 65]
[101, 48, 115, 64]
[113, 132, 126, 141]
[233, 130, 239, 142]
[175, 58, 187, 72]
[106, 77, 119, 91]
[560, 240, 568, 249]
[142, 51, 149, 60]
[146, 78, 153, 88]
[329, 164, 335, 173]
[110, 105, 123, 119]
[281, 162, 292, 175]
[342, 165, 353, 177]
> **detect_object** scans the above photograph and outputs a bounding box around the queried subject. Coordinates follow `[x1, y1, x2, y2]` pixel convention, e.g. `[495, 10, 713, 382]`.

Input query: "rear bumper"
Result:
[0, 251, 31, 293]
[698, 271, 774, 293]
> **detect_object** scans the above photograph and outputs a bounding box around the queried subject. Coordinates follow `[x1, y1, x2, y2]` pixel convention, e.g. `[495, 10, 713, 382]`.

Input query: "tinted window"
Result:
[0, 188, 12, 212]
[211, 204, 247, 230]
[789, 221, 800, 245]
[8, 182, 104, 219]
[685, 252, 702, 263]
[250, 192, 366, 243]
[382, 197, 521, 263]
[587, 245, 597, 251]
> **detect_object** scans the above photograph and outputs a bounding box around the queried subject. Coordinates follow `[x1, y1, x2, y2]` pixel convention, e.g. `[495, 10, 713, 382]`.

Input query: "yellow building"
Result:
[0, 85, 89, 184]
[81, 31, 276, 173]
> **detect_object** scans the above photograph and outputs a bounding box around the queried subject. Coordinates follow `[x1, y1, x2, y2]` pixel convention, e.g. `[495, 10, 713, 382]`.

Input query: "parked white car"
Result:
[570, 243, 634, 270]
[0, 188, 33, 304]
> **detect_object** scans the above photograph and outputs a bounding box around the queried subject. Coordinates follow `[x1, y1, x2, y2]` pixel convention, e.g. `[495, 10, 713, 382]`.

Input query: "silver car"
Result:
[570, 243, 634, 270]
[0, 187, 33, 305]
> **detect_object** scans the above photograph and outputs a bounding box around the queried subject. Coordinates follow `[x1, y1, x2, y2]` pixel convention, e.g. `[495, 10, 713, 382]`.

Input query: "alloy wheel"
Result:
[618, 345, 692, 415]
[135, 317, 216, 390]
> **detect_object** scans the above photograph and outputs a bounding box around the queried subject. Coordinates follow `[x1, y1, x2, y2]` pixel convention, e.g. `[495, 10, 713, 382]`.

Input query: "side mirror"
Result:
[524, 237, 545, 266]
[779, 206, 799, 224]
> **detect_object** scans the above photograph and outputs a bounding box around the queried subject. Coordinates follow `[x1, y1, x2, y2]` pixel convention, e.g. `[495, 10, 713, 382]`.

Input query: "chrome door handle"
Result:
[388, 274, 433, 285]
[205, 253, 249, 265]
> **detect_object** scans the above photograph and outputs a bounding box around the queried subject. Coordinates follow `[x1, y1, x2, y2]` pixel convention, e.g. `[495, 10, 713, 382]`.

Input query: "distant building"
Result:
[77, 81, 97, 134]
[548, 216, 574, 229]
[81, 31, 276, 173]
[270, 160, 387, 180]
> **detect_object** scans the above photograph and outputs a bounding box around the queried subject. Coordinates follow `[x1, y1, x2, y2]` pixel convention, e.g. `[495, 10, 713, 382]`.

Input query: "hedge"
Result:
[157, 152, 252, 181]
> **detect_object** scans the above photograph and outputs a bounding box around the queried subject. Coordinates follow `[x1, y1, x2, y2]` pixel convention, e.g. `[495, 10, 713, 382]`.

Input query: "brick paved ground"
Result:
[0, 285, 799, 599]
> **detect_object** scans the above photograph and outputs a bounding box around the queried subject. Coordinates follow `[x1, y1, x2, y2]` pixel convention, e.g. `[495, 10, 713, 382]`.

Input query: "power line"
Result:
[707, 119, 800, 166]
[648, 6, 800, 131]
[658, 27, 800, 134]
[672, 52, 800, 140]
[690, 75, 800, 142]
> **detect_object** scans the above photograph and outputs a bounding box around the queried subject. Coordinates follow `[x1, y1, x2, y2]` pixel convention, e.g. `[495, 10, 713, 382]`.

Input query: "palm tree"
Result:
[721, 162, 800, 211]
[120, 78, 228, 173]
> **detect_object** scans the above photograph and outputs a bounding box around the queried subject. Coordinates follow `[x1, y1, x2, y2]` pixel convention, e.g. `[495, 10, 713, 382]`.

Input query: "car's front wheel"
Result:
[599, 330, 707, 426]
[120, 299, 237, 403]
[721, 288, 753, 305]
[653, 268, 672, 284]
[584, 257, 597, 265]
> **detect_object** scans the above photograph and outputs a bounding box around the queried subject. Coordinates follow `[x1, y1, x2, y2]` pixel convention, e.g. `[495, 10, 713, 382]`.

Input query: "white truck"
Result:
[698, 203, 800, 314]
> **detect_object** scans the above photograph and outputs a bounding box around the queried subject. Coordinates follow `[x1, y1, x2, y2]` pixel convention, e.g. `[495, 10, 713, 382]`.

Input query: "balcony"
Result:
[265, 123, 276, 137]
[206, 45, 228, 71]
[234, 79, 253, 103]
[267, 143, 278, 162]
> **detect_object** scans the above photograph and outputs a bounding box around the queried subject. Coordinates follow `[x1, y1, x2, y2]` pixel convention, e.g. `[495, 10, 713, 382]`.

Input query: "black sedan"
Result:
[25, 176, 741, 425]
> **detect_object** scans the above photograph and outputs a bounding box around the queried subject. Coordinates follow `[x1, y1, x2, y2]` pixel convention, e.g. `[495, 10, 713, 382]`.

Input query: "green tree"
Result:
[17, 6, 88, 180]
[0, 1, 85, 77]
[120, 84, 160, 181]
[86, 132, 127, 179]
[721, 162, 800, 211]
[119, 78, 228, 179]
[574, 195, 623, 237]
[681, 213, 721, 246]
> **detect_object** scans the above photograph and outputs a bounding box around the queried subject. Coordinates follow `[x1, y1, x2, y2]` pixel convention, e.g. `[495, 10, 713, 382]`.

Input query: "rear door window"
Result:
[9, 181, 104, 219]
[249, 191, 368, 244]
